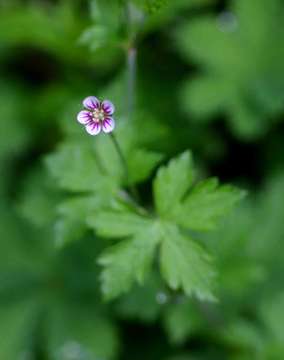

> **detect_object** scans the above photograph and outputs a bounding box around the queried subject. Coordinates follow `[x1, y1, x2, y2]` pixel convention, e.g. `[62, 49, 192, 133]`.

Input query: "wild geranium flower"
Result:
[77, 96, 115, 135]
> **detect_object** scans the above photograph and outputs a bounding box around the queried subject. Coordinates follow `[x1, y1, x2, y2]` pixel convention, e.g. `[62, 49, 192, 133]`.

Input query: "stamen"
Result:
[93, 109, 105, 122]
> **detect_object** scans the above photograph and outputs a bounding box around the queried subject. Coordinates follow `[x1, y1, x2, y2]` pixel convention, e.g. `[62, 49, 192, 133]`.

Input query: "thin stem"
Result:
[111, 1, 139, 201]
[110, 132, 128, 179]
[120, 1, 137, 119]
[109, 132, 138, 201]
[127, 46, 137, 118]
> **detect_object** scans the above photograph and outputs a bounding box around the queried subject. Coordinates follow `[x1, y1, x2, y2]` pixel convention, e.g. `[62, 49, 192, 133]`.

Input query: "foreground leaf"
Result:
[154, 151, 194, 218]
[175, 178, 245, 231]
[98, 223, 160, 299]
[88, 209, 153, 238]
[160, 224, 216, 301]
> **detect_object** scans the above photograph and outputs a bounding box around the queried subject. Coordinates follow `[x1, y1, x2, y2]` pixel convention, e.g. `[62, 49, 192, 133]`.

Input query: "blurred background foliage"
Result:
[1, 0, 284, 359]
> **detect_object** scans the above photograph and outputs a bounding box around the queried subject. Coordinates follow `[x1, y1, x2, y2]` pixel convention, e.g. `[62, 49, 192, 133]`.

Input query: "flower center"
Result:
[93, 109, 105, 122]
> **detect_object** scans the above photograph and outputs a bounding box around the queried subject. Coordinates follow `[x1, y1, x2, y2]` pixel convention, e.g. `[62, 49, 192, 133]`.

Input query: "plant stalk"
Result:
[109, 132, 138, 201]
[127, 46, 137, 118]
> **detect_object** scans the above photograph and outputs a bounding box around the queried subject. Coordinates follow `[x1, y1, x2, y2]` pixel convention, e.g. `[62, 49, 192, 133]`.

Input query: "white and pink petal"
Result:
[102, 100, 115, 115]
[85, 121, 101, 136]
[102, 117, 115, 133]
[77, 110, 92, 124]
[83, 96, 100, 111]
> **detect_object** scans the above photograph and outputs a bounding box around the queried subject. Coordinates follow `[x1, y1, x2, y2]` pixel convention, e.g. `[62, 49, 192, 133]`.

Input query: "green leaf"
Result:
[79, 25, 114, 52]
[0, 2, 98, 68]
[132, 0, 214, 16]
[98, 223, 160, 299]
[221, 319, 264, 353]
[0, 301, 36, 359]
[261, 292, 284, 345]
[128, 148, 163, 184]
[181, 75, 233, 119]
[116, 273, 166, 322]
[177, 16, 239, 70]
[0, 84, 31, 161]
[54, 195, 102, 246]
[93, 126, 163, 186]
[45, 142, 117, 194]
[160, 224, 216, 301]
[154, 151, 194, 218]
[80, 0, 125, 52]
[90, 0, 122, 28]
[88, 209, 153, 238]
[47, 302, 119, 360]
[203, 202, 265, 296]
[18, 166, 61, 228]
[143, 0, 170, 14]
[175, 178, 245, 231]
[176, 0, 284, 138]
[163, 299, 202, 344]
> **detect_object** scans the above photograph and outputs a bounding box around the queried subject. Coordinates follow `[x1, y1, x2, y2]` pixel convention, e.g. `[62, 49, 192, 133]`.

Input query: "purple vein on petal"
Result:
[77, 110, 92, 124]
[102, 117, 115, 133]
[102, 100, 115, 115]
[83, 96, 100, 111]
[86, 121, 101, 135]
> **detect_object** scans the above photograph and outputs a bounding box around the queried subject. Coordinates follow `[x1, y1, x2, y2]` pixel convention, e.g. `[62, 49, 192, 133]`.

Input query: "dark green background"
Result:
[1, 0, 284, 359]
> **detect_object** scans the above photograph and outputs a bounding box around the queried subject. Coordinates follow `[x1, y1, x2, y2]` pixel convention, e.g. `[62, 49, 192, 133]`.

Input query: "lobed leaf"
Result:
[175, 178, 245, 231]
[98, 223, 160, 299]
[88, 209, 153, 238]
[160, 223, 216, 301]
[153, 151, 194, 219]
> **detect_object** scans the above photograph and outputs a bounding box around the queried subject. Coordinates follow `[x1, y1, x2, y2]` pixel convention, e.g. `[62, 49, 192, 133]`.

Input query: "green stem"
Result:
[127, 46, 137, 118]
[109, 132, 139, 201]
[119, 1, 138, 119]
[112, 1, 139, 201]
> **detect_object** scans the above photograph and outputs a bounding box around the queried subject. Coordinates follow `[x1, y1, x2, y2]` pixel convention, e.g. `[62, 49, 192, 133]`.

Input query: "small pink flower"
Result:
[77, 96, 115, 135]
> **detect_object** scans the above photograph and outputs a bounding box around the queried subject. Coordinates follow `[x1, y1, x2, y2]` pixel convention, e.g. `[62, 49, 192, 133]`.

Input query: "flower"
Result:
[77, 96, 115, 135]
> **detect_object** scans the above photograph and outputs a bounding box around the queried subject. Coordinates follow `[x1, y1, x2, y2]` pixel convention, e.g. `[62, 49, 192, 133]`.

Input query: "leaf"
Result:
[143, 0, 170, 14]
[181, 75, 233, 119]
[90, 0, 122, 28]
[0, 2, 97, 68]
[175, 178, 245, 231]
[80, 0, 124, 52]
[0, 84, 31, 160]
[132, 0, 214, 16]
[176, 0, 284, 138]
[153, 152, 244, 231]
[163, 299, 202, 344]
[47, 301, 119, 360]
[79, 25, 114, 52]
[261, 292, 284, 345]
[18, 166, 62, 227]
[221, 319, 264, 353]
[203, 202, 265, 296]
[54, 195, 102, 246]
[0, 204, 52, 272]
[0, 301, 36, 359]
[116, 273, 166, 322]
[127, 148, 163, 184]
[45, 142, 117, 194]
[160, 224, 216, 301]
[88, 209, 153, 238]
[93, 125, 163, 186]
[98, 223, 160, 299]
[177, 16, 239, 70]
[153, 151, 194, 218]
